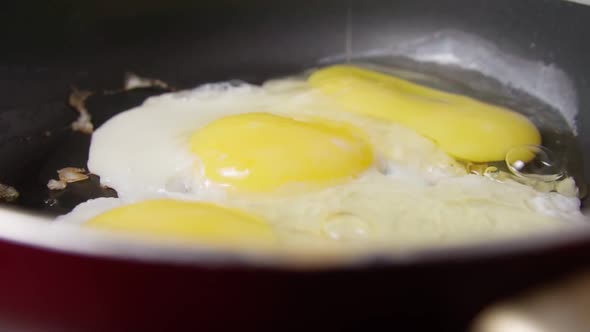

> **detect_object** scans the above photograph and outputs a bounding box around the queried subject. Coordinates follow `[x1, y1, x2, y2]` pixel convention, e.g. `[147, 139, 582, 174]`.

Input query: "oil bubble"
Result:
[505, 145, 564, 182]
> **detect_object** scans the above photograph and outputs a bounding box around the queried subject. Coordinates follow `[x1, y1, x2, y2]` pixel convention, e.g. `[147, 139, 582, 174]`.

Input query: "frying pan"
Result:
[1, 0, 590, 331]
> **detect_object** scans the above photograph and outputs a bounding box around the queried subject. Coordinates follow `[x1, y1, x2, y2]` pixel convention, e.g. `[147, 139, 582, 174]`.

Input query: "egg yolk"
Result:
[87, 199, 275, 247]
[308, 65, 541, 162]
[190, 112, 373, 192]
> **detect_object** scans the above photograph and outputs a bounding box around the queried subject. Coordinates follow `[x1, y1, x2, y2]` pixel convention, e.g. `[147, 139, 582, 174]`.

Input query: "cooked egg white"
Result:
[57, 65, 587, 255]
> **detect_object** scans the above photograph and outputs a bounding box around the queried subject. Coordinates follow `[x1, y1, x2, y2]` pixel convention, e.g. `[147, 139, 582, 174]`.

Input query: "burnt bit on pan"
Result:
[47, 167, 90, 191]
[103, 72, 175, 95]
[123, 72, 173, 91]
[0, 183, 19, 202]
[69, 87, 94, 134]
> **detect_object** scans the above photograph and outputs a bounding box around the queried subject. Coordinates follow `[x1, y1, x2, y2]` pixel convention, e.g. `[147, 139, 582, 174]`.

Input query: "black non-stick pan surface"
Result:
[1, 1, 590, 331]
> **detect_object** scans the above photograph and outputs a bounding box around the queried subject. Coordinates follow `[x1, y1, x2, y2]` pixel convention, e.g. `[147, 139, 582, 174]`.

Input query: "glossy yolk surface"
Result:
[87, 199, 275, 247]
[190, 112, 373, 192]
[308, 65, 541, 162]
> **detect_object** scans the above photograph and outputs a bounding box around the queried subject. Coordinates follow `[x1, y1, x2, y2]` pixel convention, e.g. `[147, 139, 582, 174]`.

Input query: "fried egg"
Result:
[57, 65, 587, 255]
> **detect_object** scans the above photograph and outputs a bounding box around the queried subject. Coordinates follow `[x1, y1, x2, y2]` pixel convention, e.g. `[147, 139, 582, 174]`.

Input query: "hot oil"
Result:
[322, 56, 587, 200]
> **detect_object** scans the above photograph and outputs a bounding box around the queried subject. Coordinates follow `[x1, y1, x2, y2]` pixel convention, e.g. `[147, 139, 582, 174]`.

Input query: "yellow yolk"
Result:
[308, 65, 541, 162]
[87, 199, 275, 247]
[190, 112, 373, 192]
